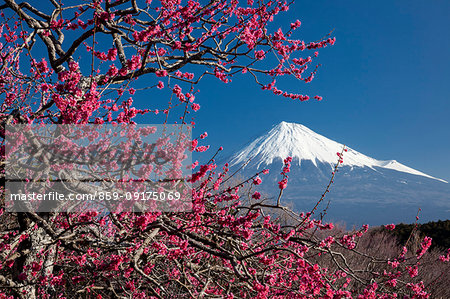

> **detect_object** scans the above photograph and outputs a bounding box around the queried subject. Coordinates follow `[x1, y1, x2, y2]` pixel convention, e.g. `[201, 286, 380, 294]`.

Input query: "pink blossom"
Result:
[253, 176, 262, 185]
[290, 20, 301, 30]
[278, 178, 287, 190]
[319, 236, 335, 248]
[255, 50, 265, 60]
[107, 48, 118, 60]
[252, 191, 261, 199]
[191, 103, 200, 111]
[416, 236, 432, 259]
[385, 223, 396, 230]
[407, 265, 419, 278]
[156, 70, 168, 77]
[439, 249, 450, 262]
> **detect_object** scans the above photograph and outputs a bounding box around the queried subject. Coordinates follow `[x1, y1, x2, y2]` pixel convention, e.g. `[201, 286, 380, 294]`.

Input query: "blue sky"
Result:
[20, 1, 449, 181]
[192, 0, 450, 182]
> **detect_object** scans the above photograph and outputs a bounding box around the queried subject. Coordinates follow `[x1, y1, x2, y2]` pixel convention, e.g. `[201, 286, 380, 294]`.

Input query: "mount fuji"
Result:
[226, 122, 450, 226]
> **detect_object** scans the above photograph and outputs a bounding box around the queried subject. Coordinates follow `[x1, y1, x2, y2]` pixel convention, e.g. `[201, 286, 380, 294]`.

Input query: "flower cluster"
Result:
[278, 156, 292, 190]
[417, 236, 432, 259]
[0, 1, 445, 298]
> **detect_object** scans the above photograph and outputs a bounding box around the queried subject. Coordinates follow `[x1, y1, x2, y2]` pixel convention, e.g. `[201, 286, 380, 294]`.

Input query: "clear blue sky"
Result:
[27, 1, 449, 181]
[191, 0, 450, 182]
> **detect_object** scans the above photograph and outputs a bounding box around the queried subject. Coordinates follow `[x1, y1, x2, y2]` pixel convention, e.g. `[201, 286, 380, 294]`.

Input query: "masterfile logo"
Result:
[5, 123, 192, 213]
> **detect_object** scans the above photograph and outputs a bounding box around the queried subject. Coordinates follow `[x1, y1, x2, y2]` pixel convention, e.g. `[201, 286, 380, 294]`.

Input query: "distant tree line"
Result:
[383, 220, 450, 250]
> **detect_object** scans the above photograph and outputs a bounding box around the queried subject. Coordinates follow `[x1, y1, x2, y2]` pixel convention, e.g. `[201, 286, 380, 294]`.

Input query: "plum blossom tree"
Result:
[0, 0, 448, 298]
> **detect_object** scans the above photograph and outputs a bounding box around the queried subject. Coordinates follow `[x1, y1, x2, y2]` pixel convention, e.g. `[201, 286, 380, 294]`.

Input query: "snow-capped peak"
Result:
[229, 121, 447, 183]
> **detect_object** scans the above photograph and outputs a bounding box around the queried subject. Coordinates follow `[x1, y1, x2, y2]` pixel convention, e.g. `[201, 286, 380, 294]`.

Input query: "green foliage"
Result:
[388, 220, 450, 250]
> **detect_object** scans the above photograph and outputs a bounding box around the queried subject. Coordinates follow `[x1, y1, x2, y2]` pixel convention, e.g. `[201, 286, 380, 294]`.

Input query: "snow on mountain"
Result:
[230, 121, 447, 183]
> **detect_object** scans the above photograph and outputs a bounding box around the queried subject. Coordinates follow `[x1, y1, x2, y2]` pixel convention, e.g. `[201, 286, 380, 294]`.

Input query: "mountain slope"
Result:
[227, 122, 449, 226]
[230, 121, 446, 183]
